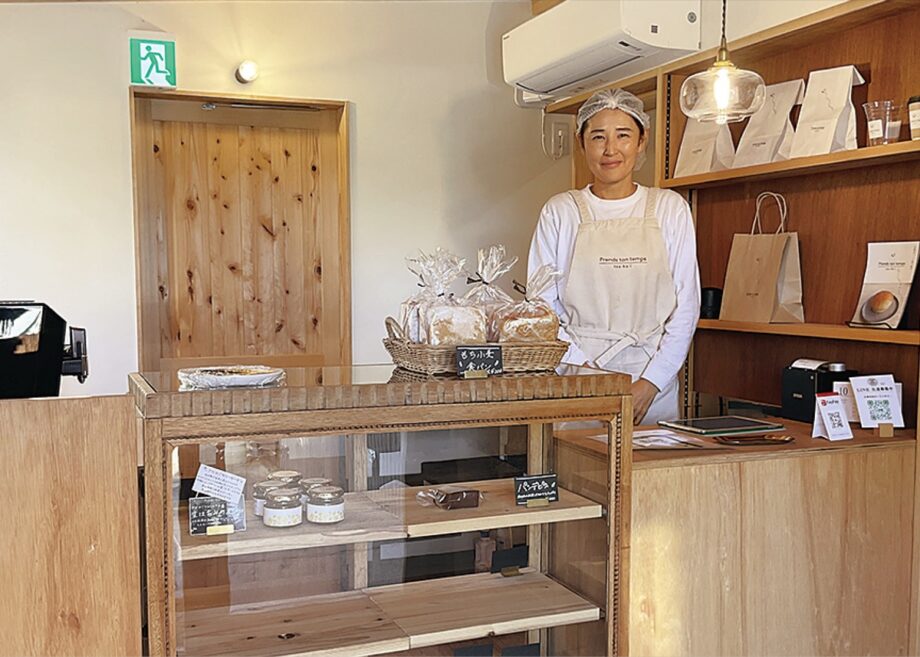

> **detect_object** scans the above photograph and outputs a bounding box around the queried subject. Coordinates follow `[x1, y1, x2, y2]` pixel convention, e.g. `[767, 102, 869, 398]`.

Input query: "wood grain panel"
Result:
[695, 161, 920, 328]
[741, 448, 914, 655]
[0, 396, 141, 656]
[693, 331, 919, 427]
[630, 463, 743, 657]
[134, 91, 349, 372]
[206, 123, 244, 356]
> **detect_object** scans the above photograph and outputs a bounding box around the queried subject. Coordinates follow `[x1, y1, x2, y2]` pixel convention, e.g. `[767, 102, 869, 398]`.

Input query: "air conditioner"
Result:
[502, 0, 701, 99]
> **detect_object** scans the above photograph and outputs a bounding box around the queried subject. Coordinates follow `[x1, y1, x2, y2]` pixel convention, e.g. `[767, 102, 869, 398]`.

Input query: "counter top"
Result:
[556, 417, 915, 469]
[129, 364, 631, 419]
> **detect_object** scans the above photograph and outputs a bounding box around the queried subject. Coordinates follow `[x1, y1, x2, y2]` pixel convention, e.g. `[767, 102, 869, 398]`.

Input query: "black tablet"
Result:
[658, 415, 784, 435]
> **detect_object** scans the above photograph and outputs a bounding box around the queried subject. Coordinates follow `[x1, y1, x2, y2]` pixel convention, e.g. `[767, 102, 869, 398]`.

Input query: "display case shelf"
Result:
[177, 478, 602, 561]
[662, 140, 920, 191]
[696, 319, 920, 346]
[180, 570, 600, 657]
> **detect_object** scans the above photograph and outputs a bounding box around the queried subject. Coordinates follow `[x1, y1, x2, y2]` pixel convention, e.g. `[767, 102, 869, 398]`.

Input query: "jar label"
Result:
[867, 120, 884, 140]
[307, 502, 345, 524]
[910, 108, 920, 125]
[263, 505, 303, 527]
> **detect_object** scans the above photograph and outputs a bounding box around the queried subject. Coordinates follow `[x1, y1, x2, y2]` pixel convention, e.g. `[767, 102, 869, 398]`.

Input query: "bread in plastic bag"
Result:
[398, 255, 432, 343]
[417, 248, 488, 345]
[493, 265, 561, 342]
[463, 244, 518, 341]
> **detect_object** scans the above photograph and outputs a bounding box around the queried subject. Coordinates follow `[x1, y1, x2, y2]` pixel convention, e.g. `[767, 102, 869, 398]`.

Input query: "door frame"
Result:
[129, 88, 351, 372]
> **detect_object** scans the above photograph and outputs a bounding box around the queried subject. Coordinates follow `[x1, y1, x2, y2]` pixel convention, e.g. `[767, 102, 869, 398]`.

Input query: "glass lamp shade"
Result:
[679, 62, 766, 124]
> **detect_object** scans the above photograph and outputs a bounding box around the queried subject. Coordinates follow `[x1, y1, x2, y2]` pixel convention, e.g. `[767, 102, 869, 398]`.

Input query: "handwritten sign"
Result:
[457, 345, 503, 376]
[514, 474, 558, 506]
[188, 496, 247, 536]
[192, 464, 246, 503]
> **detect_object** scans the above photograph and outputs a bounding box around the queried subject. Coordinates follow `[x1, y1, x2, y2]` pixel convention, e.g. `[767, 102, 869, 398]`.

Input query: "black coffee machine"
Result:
[0, 301, 89, 399]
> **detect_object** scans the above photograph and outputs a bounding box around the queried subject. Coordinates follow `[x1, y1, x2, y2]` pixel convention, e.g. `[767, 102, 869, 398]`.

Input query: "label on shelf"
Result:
[514, 474, 558, 506]
[192, 463, 246, 503]
[457, 345, 503, 376]
[188, 495, 247, 536]
[867, 119, 884, 140]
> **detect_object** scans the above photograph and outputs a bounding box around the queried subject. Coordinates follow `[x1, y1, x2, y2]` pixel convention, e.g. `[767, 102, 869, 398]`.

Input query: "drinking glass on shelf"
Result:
[862, 100, 902, 146]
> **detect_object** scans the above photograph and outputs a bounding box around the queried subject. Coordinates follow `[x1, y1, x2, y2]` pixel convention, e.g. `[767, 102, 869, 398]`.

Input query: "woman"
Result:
[529, 88, 700, 425]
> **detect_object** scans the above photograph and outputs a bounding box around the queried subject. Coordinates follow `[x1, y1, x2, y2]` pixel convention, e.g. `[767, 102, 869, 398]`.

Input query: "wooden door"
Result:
[131, 91, 351, 373]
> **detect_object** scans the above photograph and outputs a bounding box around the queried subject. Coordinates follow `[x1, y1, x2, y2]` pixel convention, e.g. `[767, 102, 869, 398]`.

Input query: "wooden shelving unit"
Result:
[661, 140, 920, 190]
[697, 320, 920, 346]
[181, 571, 599, 657]
[177, 479, 602, 561]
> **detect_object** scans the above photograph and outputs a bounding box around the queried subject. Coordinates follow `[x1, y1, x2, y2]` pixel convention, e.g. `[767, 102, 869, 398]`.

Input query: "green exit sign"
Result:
[129, 32, 176, 88]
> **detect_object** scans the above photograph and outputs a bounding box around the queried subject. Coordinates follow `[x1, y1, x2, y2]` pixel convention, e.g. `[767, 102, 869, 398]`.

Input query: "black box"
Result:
[781, 362, 858, 423]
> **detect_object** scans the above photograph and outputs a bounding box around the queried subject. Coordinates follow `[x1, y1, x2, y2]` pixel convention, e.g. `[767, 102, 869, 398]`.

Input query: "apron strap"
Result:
[643, 187, 659, 221]
[569, 190, 594, 224]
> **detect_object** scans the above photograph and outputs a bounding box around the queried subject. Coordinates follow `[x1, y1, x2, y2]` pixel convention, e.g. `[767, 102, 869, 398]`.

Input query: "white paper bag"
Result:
[733, 80, 805, 168]
[790, 65, 865, 158]
[674, 118, 735, 177]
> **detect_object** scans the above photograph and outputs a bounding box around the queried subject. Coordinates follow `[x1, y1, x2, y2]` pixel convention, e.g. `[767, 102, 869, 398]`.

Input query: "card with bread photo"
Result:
[849, 241, 919, 329]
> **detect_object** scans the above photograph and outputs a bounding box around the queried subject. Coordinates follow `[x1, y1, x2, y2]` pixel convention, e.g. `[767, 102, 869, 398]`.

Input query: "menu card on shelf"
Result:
[849, 374, 905, 428]
[812, 393, 853, 441]
[192, 464, 247, 504]
[849, 241, 919, 328]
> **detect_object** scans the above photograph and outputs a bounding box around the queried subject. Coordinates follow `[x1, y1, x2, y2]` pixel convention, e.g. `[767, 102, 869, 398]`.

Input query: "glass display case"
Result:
[131, 364, 632, 657]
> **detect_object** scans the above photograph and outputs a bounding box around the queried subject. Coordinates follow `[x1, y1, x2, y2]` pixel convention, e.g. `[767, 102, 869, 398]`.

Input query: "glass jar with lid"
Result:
[252, 480, 285, 517]
[306, 485, 345, 524]
[262, 487, 304, 528]
[267, 470, 302, 486]
[299, 477, 332, 504]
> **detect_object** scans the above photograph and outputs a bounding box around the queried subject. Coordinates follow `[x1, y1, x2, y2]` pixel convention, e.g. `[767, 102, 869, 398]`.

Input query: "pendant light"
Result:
[679, 0, 766, 124]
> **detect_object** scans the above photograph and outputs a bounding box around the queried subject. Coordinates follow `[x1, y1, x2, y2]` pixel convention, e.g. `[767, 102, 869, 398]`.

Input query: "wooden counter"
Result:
[555, 419, 917, 656]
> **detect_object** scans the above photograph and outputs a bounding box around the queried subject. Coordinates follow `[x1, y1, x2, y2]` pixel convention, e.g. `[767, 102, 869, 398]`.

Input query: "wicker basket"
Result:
[383, 317, 569, 376]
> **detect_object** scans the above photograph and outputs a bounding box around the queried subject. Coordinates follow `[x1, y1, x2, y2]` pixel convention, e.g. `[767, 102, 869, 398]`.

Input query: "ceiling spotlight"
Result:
[235, 60, 259, 84]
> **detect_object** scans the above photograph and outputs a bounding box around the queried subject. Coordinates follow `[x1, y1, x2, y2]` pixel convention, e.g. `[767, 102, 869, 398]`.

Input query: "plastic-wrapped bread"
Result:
[398, 255, 433, 343]
[463, 245, 518, 341]
[417, 248, 488, 345]
[493, 266, 561, 342]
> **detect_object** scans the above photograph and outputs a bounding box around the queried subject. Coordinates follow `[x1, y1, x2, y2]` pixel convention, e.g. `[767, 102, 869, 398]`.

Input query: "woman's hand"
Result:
[631, 378, 660, 425]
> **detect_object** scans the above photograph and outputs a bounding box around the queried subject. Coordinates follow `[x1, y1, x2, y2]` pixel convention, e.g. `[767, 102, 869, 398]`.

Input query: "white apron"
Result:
[563, 187, 680, 424]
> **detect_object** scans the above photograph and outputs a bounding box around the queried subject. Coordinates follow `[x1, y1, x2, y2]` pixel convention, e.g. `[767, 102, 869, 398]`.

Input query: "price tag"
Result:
[188, 495, 247, 536]
[457, 345, 503, 377]
[192, 464, 246, 504]
[513, 474, 558, 506]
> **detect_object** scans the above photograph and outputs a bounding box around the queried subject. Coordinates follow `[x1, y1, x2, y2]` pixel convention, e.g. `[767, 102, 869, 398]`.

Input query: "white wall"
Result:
[0, 0, 568, 395]
[0, 0, 847, 396]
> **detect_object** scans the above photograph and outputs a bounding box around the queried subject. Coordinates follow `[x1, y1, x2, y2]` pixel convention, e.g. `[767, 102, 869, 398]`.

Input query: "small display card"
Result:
[833, 381, 903, 423]
[849, 374, 905, 428]
[812, 393, 853, 441]
[192, 464, 247, 504]
[514, 474, 558, 506]
[849, 241, 919, 329]
[457, 345, 503, 377]
[188, 495, 247, 536]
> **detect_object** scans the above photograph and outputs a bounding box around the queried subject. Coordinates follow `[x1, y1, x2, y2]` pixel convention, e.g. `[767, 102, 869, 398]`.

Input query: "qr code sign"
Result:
[828, 411, 845, 430]
[867, 398, 892, 422]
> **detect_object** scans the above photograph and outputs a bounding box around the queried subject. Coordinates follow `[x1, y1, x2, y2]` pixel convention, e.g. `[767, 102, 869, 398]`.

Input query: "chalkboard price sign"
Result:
[188, 495, 247, 536]
[456, 345, 503, 376]
[513, 474, 558, 506]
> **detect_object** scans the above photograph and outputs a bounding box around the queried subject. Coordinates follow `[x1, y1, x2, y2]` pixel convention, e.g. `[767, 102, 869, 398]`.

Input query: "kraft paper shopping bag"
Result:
[719, 192, 805, 324]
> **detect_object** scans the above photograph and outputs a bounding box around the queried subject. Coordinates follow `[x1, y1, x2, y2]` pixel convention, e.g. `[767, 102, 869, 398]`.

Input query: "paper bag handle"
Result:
[751, 192, 789, 234]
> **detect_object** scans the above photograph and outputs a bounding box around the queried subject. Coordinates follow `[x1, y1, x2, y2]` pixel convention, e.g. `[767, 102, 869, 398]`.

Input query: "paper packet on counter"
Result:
[417, 248, 487, 346]
[416, 486, 482, 510]
[463, 244, 518, 341]
[493, 265, 561, 342]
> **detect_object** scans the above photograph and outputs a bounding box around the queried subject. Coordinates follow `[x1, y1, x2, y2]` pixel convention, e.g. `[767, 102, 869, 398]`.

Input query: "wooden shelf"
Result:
[696, 319, 920, 346]
[180, 571, 599, 657]
[662, 140, 920, 190]
[177, 479, 602, 561]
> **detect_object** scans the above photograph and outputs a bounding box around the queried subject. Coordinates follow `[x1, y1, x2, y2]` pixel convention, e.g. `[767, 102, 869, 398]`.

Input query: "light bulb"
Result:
[714, 68, 731, 110]
[235, 60, 259, 84]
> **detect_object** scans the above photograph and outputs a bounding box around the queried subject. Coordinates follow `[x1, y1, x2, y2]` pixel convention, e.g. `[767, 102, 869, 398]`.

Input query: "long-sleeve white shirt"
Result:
[528, 184, 700, 391]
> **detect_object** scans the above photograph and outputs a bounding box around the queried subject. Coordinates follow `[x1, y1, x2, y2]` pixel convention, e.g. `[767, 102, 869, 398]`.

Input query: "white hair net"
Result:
[576, 88, 651, 169]
[575, 88, 651, 138]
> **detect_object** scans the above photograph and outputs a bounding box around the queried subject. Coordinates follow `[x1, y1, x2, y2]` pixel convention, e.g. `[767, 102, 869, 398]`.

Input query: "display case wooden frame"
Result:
[131, 367, 632, 657]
